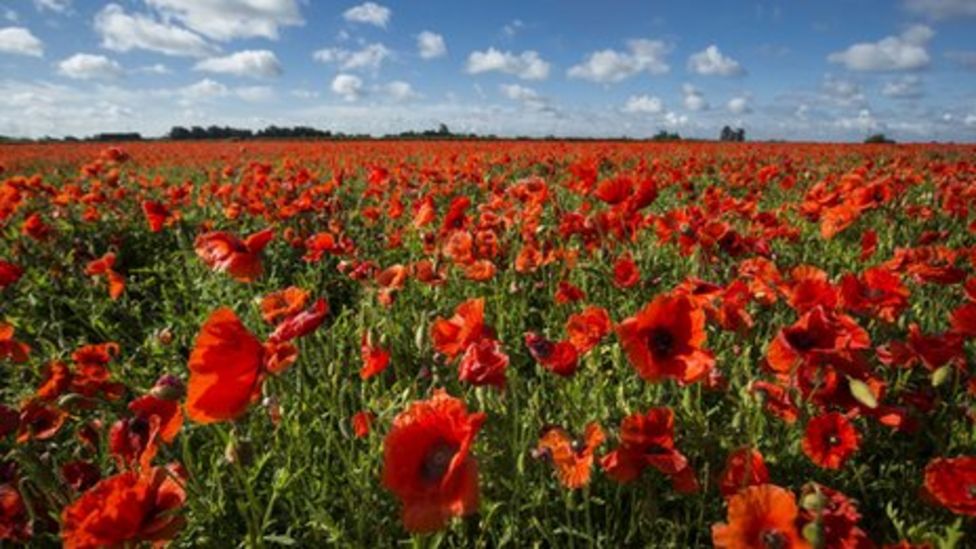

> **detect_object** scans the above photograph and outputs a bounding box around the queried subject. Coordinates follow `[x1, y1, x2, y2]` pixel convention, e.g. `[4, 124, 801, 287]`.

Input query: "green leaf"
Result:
[848, 377, 878, 409]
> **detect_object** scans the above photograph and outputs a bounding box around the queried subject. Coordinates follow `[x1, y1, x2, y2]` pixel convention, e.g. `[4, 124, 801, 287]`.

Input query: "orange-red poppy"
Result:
[431, 298, 486, 359]
[85, 252, 125, 300]
[382, 390, 485, 533]
[616, 293, 714, 384]
[458, 337, 509, 389]
[194, 227, 274, 282]
[260, 286, 309, 324]
[718, 448, 770, 498]
[61, 465, 186, 549]
[0, 323, 30, 364]
[185, 308, 264, 424]
[351, 410, 374, 438]
[600, 407, 697, 492]
[533, 422, 604, 489]
[360, 332, 391, 380]
[712, 484, 809, 549]
[565, 305, 612, 354]
[525, 332, 579, 377]
[0, 482, 30, 543]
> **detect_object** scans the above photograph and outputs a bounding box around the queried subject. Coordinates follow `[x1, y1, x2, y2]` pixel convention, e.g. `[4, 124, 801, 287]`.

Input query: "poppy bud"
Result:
[157, 328, 174, 346]
[801, 491, 826, 512]
[801, 522, 824, 549]
[151, 374, 185, 401]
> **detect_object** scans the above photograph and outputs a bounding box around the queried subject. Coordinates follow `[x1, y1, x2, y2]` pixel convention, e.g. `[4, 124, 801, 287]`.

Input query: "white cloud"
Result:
[385, 81, 419, 102]
[466, 48, 550, 80]
[502, 19, 524, 38]
[727, 96, 751, 114]
[499, 83, 539, 101]
[94, 4, 213, 58]
[3, 9, 17, 22]
[194, 50, 282, 78]
[0, 27, 43, 57]
[682, 83, 708, 111]
[821, 75, 866, 107]
[882, 75, 923, 98]
[343, 2, 391, 28]
[965, 114, 976, 127]
[567, 39, 670, 83]
[687, 45, 744, 76]
[235, 86, 274, 102]
[903, 0, 976, 19]
[417, 31, 446, 59]
[57, 53, 123, 80]
[835, 109, 883, 132]
[663, 111, 688, 127]
[33, 0, 70, 13]
[313, 43, 392, 72]
[136, 63, 170, 75]
[623, 94, 664, 114]
[332, 73, 364, 101]
[179, 78, 228, 100]
[145, 0, 303, 41]
[828, 25, 934, 71]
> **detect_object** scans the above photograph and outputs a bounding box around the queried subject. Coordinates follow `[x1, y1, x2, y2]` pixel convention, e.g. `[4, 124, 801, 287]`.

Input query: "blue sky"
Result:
[0, 0, 975, 140]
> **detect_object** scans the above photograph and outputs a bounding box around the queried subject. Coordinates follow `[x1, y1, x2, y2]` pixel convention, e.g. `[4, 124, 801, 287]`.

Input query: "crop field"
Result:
[1, 139, 976, 547]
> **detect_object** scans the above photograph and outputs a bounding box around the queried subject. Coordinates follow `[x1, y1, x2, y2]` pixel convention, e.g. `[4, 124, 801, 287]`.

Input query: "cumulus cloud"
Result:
[179, 78, 228, 101]
[313, 43, 392, 72]
[834, 109, 883, 132]
[882, 75, 923, 98]
[623, 95, 664, 114]
[828, 25, 933, 71]
[291, 89, 319, 99]
[234, 86, 274, 102]
[903, 0, 976, 19]
[332, 73, 364, 101]
[567, 39, 670, 83]
[194, 50, 282, 78]
[663, 111, 688, 127]
[145, 0, 303, 41]
[466, 48, 550, 80]
[385, 81, 420, 102]
[57, 53, 123, 80]
[498, 83, 555, 113]
[687, 45, 744, 76]
[0, 27, 43, 57]
[682, 84, 708, 111]
[343, 2, 391, 28]
[94, 4, 214, 57]
[417, 31, 446, 59]
[502, 19, 525, 38]
[727, 96, 752, 114]
[821, 75, 866, 107]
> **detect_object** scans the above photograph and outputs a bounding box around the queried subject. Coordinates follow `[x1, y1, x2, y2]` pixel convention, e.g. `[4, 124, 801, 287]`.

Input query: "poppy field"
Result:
[3, 139, 976, 547]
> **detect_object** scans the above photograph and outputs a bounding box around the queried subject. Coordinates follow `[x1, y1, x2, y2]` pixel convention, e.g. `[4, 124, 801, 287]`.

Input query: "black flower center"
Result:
[760, 529, 788, 549]
[420, 440, 458, 484]
[648, 328, 675, 357]
[786, 330, 817, 352]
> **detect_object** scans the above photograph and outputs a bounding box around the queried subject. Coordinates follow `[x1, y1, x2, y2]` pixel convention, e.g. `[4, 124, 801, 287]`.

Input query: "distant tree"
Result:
[651, 130, 681, 141]
[864, 133, 895, 144]
[436, 123, 450, 136]
[720, 126, 746, 142]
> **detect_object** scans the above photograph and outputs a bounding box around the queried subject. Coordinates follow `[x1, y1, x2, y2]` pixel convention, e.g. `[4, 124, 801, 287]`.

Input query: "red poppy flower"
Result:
[61, 465, 187, 549]
[613, 253, 641, 289]
[798, 483, 871, 549]
[802, 412, 859, 469]
[17, 400, 67, 442]
[533, 423, 604, 489]
[712, 484, 809, 549]
[267, 298, 328, 343]
[360, 332, 391, 380]
[194, 228, 274, 282]
[110, 395, 183, 470]
[260, 286, 309, 324]
[554, 281, 586, 304]
[352, 410, 374, 438]
[61, 461, 101, 493]
[382, 390, 485, 533]
[718, 448, 770, 498]
[923, 456, 976, 516]
[0, 260, 23, 288]
[141, 200, 171, 233]
[85, 252, 125, 300]
[600, 407, 697, 492]
[565, 305, 611, 354]
[950, 302, 976, 338]
[0, 483, 30, 542]
[766, 306, 869, 374]
[458, 337, 509, 389]
[303, 232, 340, 262]
[185, 308, 264, 424]
[616, 293, 715, 384]
[0, 324, 30, 364]
[525, 332, 579, 377]
[839, 267, 909, 322]
[431, 298, 486, 359]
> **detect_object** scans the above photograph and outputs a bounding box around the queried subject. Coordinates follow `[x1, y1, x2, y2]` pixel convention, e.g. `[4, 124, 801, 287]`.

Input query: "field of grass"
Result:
[1, 140, 975, 547]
